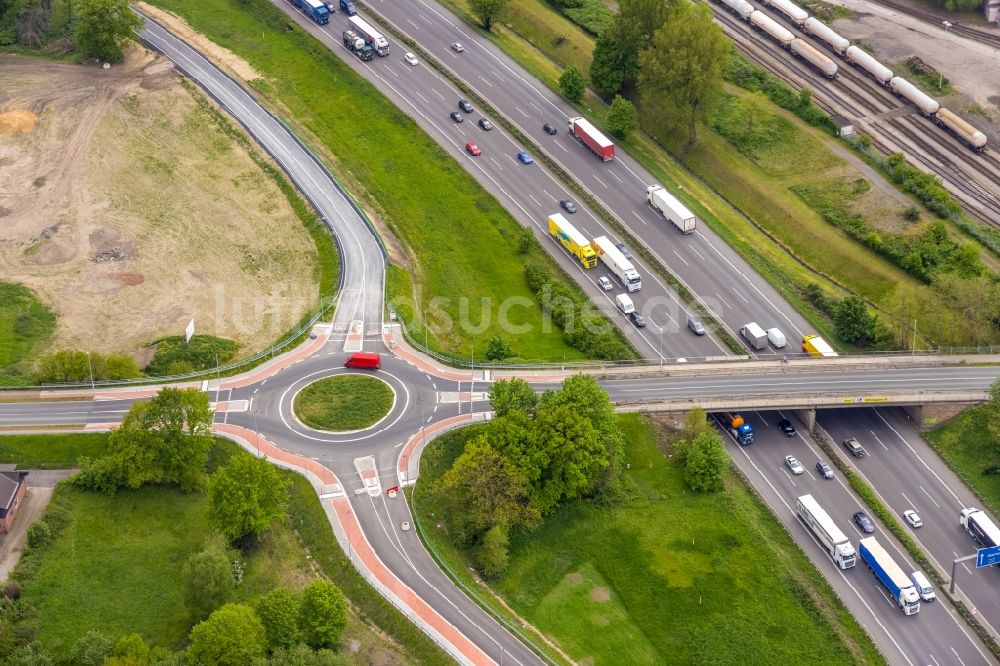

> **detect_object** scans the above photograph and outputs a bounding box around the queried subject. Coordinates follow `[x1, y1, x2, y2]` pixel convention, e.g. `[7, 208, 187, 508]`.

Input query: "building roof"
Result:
[0, 471, 27, 517]
[830, 114, 852, 127]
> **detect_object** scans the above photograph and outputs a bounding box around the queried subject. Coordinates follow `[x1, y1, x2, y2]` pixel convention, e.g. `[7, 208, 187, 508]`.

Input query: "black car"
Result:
[615, 243, 632, 260]
[629, 311, 646, 328]
[450, 111, 463, 123]
[560, 199, 577, 214]
[853, 511, 875, 534]
[815, 461, 833, 479]
[458, 100, 474, 113]
[543, 122, 557, 135]
[478, 118, 493, 131]
[778, 418, 796, 437]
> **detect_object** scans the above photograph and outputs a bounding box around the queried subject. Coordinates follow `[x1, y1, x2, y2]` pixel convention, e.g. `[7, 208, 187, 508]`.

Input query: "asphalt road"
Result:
[350, 0, 814, 355]
[729, 409, 992, 666]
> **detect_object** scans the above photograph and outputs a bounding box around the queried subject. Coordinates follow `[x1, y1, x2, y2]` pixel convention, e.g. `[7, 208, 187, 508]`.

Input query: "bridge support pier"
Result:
[904, 404, 923, 427]
[794, 408, 816, 433]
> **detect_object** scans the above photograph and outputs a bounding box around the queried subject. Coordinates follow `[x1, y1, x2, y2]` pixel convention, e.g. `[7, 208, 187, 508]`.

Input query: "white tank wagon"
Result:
[803, 17, 849, 56]
[790, 39, 838, 78]
[936, 108, 987, 152]
[845, 45, 892, 85]
[889, 76, 940, 116]
[763, 0, 807, 26]
[720, 0, 755, 20]
[750, 11, 794, 48]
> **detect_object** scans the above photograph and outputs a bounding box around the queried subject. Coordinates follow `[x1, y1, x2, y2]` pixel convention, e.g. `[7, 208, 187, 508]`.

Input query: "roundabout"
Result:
[293, 373, 395, 432]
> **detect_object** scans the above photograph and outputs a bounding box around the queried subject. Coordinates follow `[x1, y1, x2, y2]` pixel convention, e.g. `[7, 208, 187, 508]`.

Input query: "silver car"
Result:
[598, 276, 612, 291]
[784, 455, 804, 475]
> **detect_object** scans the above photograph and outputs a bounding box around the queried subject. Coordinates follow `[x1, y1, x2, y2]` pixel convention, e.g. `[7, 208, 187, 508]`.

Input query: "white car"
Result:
[598, 276, 612, 291]
[903, 510, 923, 528]
[784, 455, 804, 475]
[404, 52, 419, 66]
[451, 42, 464, 52]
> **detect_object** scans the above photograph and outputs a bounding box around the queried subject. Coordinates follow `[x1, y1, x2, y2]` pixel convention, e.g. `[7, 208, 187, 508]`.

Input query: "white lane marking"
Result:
[528, 193, 541, 206]
[419, 13, 432, 24]
[631, 210, 648, 226]
[490, 157, 503, 170]
[875, 411, 965, 509]
[900, 491, 917, 514]
[593, 174, 607, 188]
[431, 88, 446, 100]
[715, 291, 733, 310]
[478, 75, 494, 88]
[492, 71, 506, 83]
[869, 430, 890, 452]
[673, 250, 689, 266]
[610, 171, 624, 184]
[383, 63, 398, 78]
[529, 102, 542, 113]
[514, 106, 529, 118]
[950, 646, 967, 666]
[920, 486, 941, 508]
[556, 141, 568, 153]
[406, 18, 419, 29]
[689, 245, 706, 261]
[732, 286, 749, 304]
[414, 90, 429, 104]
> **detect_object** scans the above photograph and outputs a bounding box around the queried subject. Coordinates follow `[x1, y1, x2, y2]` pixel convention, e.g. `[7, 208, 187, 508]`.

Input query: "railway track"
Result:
[865, 0, 1000, 50]
[710, 2, 1000, 227]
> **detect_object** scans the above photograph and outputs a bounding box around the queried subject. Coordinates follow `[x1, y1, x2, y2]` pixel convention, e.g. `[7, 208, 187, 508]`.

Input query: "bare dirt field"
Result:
[0, 49, 321, 357]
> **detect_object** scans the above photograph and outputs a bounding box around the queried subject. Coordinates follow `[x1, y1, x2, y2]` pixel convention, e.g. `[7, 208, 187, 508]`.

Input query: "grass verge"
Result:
[926, 405, 1000, 513]
[0, 433, 108, 469]
[0, 282, 56, 388]
[293, 375, 394, 431]
[412, 415, 883, 664]
[145, 0, 609, 364]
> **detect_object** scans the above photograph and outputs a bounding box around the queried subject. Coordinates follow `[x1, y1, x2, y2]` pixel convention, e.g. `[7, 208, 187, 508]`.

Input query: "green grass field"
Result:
[146, 0, 597, 363]
[0, 433, 108, 468]
[293, 375, 394, 431]
[413, 415, 882, 664]
[926, 406, 1000, 513]
[0, 282, 56, 387]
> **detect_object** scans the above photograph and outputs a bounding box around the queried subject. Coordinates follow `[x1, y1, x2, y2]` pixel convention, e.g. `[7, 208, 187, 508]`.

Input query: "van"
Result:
[340, 0, 356, 15]
[766, 327, 786, 348]
[911, 571, 935, 602]
[740, 322, 767, 350]
[344, 352, 381, 369]
[688, 316, 706, 336]
[615, 294, 635, 314]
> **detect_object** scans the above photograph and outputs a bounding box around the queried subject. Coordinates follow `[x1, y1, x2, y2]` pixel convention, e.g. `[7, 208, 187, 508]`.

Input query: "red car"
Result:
[465, 141, 481, 156]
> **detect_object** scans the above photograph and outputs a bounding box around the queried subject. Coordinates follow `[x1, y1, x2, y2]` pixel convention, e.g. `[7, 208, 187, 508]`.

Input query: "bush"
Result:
[143, 335, 238, 376]
[2, 581, 21, 600]
[485, 336, 514, 361]
[25, 521, 51, 550]
[69, 629, 113, 666]
[606, 95, 637, 139]
[183, 539, 236, 620]
[187, 604, 267, 666]
[559, 66, 586, 103]
[254, 587, 301, 650]
[298, 580, 347, 649]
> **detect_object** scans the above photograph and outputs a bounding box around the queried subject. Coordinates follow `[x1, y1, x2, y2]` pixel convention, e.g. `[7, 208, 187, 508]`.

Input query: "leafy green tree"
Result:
[438, 439, 539, 542]
[187, 604, 267, 666]
[559, 66, 586, 103]
[74, 0, 141, 62]
[620, 0, 671, 42]
[183, 539, 236, 620]
[485, 336, 514, 361]
[684, 431, 728, 492]
[639, 4, 729, 151]
[488, 378, 538, 418]
[209, 453, 290, 543]
[8, 643, 53, 666]
[834, 296, 877, 348]
[112, 633, 151, 663]
[298, 580, 348, 649]
[541, 374, 624, 468]
[468, 0, 506, 30]
[478, 523, 511, 578]
[675, 407, 712, 463]
[254, 587, 301, 651]
[69, 629, 113, 666]
[589, 15, 643, 97]
[36, 350, 90, 383]
[606, 95, 637, 138]
[530, 404, 607, 512]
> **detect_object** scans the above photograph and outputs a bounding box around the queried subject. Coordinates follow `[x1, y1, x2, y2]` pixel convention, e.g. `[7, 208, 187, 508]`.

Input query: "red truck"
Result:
[567, 117, 614, 162]
[344, 352, 381, 369]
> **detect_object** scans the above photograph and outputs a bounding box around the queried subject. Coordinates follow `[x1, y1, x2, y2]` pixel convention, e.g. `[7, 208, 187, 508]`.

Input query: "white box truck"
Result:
[741, 322, 768, 350]
[796, 494, 856, 569]
[593, 236, 641, 292]
[646, 185, 697, 234]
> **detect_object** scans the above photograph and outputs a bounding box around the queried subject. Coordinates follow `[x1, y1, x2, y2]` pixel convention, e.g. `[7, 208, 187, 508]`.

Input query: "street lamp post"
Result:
[86, 351, 95, 391]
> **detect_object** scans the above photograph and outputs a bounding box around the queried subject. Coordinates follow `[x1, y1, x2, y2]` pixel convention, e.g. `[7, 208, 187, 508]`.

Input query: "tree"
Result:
[187, 604, 267, 666]
[264, 645, 342, 666]
[74, 0, 141, 61]
[438, 439, 539, 542]
[468, 0, 506, 30]
[620, 0, 671, 43]
[606, 95, 637, 138]
[639, 4, 730, 151]
[488, 378, 538, 418]
[26, 520, 51, 549]
[16, 5, 50, 48]
[559, 66, 586, 103]
[485, 336, 514, 361]
[298, 579, 348, 649]
[112, 634, 151, 663]
[477, 523, 511, 578]
[684, 431, 728, 492]
[834, 295, 877, 348]
[530, 404, 607, 512]
[69, 630, 113, 666]
[183, 539, 236, 620]
[541, 374, 624, 468]
[208, 453, 290, 543]
[589, 15, 643, 97]
[675, 407, 712, 463]
[8, 643, 53, 666]
[36, 350, 90, 383]
[254, 587, 301, 651]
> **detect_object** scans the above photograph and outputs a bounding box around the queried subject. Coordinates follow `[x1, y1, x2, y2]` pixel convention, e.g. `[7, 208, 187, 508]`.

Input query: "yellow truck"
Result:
[802, 334, 838, 358]
[548, 214, 597, 269]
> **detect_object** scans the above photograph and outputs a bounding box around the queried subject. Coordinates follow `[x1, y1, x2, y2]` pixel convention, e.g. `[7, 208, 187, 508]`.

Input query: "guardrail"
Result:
[615, 390, 989, 412]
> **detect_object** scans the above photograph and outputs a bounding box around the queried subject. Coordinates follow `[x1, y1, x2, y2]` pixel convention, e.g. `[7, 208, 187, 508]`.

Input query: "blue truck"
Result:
[858, 537, 920, 615]
[292, 0, 330, 24]
[719, 412, 754, 445]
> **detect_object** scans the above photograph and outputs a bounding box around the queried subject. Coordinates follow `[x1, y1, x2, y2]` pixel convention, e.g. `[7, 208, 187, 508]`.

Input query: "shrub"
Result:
[298, 580, 347, 649]
[143, 335, 238, 376]
[25, 521, 51, 550]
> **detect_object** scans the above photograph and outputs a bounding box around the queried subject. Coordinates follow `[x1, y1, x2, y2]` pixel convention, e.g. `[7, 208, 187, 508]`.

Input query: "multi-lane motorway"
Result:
[3, 4, 996, 665]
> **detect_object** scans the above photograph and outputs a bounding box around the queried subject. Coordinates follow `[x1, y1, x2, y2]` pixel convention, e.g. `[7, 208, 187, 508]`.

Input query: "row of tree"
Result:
[2, 0, 139, 61]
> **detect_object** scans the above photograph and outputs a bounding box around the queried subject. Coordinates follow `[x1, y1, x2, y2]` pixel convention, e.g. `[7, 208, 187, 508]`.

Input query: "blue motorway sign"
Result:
[976, 545, 1000, 568]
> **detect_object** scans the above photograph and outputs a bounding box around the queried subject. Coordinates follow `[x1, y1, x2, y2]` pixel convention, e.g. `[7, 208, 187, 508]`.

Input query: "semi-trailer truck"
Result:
[719, 412, 754, 445]
[796, 494, 856, 569]
[567, 117, 614, 161]
[293, 0, 330, 24]
[348, 15, 389, 56]
[592, 236, 641, 292]
[646, 185, 697, 233]
[960, 508, 1000, 550]
[548, 214, 597, 269]
[802, 334, 838, 358]
[343, 30, 374, 60]
[858, 537, 920, 615]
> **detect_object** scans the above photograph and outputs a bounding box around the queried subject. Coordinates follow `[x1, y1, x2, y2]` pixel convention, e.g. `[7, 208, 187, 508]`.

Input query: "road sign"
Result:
[976, 545, 1000, 568]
